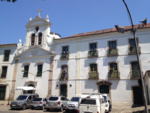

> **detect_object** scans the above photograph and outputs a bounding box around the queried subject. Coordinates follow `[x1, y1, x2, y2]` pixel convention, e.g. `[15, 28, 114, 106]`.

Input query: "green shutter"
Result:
[4, 50, 10, 61]
[37, 65, 43, 77]
[132, 62, 139, 77]
[23, 66, 29, 77]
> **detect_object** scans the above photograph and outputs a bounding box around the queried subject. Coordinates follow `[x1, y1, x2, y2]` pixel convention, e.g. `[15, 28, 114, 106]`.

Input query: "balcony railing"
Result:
[88, 71, 99, 79]
[88, 50, 98, 58]
[58, 73, 68, 81]
[128, 46, 141, 55]
[130, 70, 140, 79]
[61, 52, 69, 60]
[107, 48, 118, 57]
[108, 71, 120, 79]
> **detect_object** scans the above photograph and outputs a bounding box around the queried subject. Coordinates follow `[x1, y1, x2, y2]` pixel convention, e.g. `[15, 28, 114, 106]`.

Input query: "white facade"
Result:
[0, 12, 150, 106]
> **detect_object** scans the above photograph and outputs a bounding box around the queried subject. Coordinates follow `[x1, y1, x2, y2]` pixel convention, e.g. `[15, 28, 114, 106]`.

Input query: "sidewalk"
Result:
[0, 101, 11, 106]
[111, 104, 150, 113]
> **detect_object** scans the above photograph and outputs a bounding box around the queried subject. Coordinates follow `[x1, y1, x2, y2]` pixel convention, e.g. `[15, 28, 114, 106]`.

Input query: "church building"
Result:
[0, 10, 150, 106]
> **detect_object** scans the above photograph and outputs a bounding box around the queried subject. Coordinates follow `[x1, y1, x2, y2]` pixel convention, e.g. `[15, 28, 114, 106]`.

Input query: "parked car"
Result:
[45, 96, 68, 112]
[65, 96, 81, 112]
[79, 93, 106, 113]
[10, 94, 39, 110]
[31, 98, 47, 110]
[102, 94, 111, 112]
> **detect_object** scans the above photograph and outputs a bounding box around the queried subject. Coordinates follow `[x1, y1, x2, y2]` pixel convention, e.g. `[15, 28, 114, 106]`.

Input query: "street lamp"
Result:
[115, 0, 148, 112]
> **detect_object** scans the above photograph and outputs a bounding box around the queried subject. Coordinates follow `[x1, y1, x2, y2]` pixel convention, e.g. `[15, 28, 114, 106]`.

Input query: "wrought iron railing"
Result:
[130, 70, 140, 79]
[61, 52, 69, 59]
[88, 50, 98, 57]
[88, 71, 99, 79]
[128, 46, 141, 55]
[108, 71, 120, 79]
[58, 73, 68, 80]
[107, 48, 118, 56]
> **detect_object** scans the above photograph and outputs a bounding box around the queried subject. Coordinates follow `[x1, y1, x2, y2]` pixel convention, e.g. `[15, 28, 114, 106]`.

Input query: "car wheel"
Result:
[46, 108, 50, 111]
[41, 105, 45, 110]
[22, 104, 26, 110]
[66, 109, 69, 113]
[60, 106, 63, 112]
[31, 107, 34, 110]
[11, 107, 14, 110]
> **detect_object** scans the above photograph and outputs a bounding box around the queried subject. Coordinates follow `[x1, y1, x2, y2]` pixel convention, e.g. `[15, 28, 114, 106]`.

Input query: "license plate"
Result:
[34, 105, 37, 107]
[12, 105, 16, 106]
[50, 103, 54, 106]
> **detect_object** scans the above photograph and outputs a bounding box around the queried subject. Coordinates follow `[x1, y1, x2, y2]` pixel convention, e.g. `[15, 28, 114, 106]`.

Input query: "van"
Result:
[79, 93, 106, 113]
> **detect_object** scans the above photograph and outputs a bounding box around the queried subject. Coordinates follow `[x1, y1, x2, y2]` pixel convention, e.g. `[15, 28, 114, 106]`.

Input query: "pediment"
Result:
[26, 18, 51, 28]
[96, 80, 112, 86]
[15, 46, 55, 59]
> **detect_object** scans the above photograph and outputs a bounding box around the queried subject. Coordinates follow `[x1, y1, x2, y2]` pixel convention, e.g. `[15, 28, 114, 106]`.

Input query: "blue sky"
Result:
[0, 0, 150, 44]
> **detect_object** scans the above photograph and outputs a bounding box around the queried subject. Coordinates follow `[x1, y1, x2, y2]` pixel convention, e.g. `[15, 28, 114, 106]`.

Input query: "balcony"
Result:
[58, 73, 68, 81]
[108, 70, 120, 79]
[107, 48, 118, 57]
[60, 52, 69, 60]
[130, 70, 140, 79]
[88, 50, 98, 58]
[128, 46, 141, 55]
[88, 71, 99, 79]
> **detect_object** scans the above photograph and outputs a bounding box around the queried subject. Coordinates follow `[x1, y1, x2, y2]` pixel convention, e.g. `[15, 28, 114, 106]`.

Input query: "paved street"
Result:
[0, 105, 64, 113]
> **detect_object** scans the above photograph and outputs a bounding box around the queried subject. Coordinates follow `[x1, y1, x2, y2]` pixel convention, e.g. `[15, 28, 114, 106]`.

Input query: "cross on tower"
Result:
[37, 9, 42, 17]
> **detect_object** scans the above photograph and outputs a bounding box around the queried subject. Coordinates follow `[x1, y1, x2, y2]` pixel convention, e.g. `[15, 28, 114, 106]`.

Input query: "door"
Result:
[0, 86, 6, 100]
[133, 87, 143, 105]
[99, 85, 109, 94]
[60, 84, 67, 97]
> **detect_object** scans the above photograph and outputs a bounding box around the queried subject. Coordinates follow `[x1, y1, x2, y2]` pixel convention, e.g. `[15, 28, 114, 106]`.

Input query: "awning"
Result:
[15, 86, 35, 90]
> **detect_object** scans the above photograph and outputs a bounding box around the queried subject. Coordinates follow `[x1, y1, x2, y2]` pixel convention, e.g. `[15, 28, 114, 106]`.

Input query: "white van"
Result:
[79, 93, 106, 113]
[102, 94, 111, 112]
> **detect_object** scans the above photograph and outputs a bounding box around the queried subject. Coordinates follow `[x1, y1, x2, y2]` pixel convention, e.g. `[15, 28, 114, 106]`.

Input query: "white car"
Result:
[79, 94, 106, 113]
[65, 96, 81, 112]
[102, 94, 111, 112]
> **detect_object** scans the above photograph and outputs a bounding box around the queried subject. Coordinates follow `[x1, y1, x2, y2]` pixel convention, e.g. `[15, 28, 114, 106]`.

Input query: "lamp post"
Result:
[115, 0, 148, 112]
[21, 70, 52, 93]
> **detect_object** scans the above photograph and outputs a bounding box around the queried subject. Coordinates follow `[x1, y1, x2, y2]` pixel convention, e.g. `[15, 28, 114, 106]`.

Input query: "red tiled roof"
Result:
[0, 43, 17, 46]
[50, 31, 61, 37]
[55, 23, 150, 40]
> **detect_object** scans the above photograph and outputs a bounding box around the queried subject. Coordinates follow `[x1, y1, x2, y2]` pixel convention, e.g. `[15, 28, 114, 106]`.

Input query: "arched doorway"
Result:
[99, 85, 109, 94]
[60, 84, 67, 97]
[28, 84, 35, 94]
[96, 81, 112, 98]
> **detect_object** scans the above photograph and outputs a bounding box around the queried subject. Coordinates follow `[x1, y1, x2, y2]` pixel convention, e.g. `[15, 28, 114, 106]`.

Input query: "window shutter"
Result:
[23, 66, 29, 77]
[4, 50, 10, 61]
[37, 65, 43, 77]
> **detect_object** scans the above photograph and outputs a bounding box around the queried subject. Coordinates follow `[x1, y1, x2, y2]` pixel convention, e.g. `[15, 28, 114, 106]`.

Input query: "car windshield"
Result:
[49, 97, 58, 101]
[81, 99, 96, 105]
[71, 97, 80, 102]
[103, 96, 107, 102]
[16, 95, 27, 100]
[33, 98, 42, 101]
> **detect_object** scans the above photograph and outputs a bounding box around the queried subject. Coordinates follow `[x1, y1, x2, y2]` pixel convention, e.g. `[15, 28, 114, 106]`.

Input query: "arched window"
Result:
[38, 33, 42, 45]
[31, 34, 35, 45]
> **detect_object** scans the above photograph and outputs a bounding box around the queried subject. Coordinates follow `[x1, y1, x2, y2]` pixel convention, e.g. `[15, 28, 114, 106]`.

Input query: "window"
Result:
[108, 41, 118, 56]
[129, 39, 140, 54]
[61, 46, 69, 59]
[59, 65, 68, 80]
[31, 34, 35, 45]
[81, 99, 96, 105]
[38, 33, 42, 45]
[89, 43, 98, 57]
[3, 50, 10, 61]
[1, 66, 7, 78]
[37, 64, 43, 77]
[23, 65, 29, 77]
[131, 62, 139, 78]
[89, 64, 98, 79]
[49, 97, 58, 101]
[109, 63, 119, 78]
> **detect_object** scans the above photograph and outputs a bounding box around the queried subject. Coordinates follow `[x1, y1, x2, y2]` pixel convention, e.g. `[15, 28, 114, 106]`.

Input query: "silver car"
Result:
[10, 94, 39, 110]
[31, 98, 47, 110]
[45, 96, 68, 112]
[65, 96, 81, 112]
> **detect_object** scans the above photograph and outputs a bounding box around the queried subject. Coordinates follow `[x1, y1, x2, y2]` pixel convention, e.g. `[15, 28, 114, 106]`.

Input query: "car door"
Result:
[27, 95, 32, 107]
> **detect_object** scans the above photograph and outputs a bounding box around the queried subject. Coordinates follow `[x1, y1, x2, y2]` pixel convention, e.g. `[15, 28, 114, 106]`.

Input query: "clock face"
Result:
[35, 26, 39, 32]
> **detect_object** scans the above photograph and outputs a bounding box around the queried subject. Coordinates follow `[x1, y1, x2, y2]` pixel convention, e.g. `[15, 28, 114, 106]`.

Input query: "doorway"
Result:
[133, 86, 143, 105]
[28, 84, 35, 94]
[0, 86, 6, 100]
[60, 84, 67, 97]
[99, 85, 109, 94]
